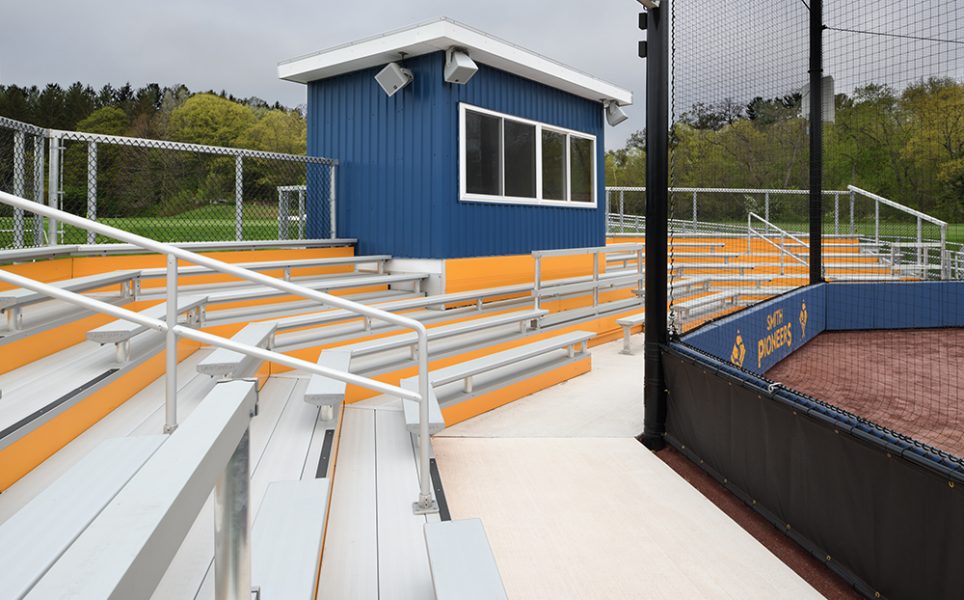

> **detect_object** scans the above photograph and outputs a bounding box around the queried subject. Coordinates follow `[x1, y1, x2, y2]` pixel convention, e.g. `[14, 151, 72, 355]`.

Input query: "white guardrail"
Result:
[606, 185, 954, 280]
[0, 190, 438, 516]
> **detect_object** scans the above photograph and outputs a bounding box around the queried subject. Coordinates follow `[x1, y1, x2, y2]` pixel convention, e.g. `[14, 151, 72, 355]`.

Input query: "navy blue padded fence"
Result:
[667, 281, 964, 599]
[683, 281, 964, 376]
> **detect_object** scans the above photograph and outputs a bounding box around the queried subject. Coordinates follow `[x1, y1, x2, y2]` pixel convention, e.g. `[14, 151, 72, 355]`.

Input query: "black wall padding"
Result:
[662, 348, 964, 600]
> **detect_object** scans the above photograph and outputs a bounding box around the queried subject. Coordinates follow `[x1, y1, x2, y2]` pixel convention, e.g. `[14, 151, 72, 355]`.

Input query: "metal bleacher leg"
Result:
[116, 340, 131, 363]
[214, 428, 251, 600]
[621, 326, 633, 355]
[5, 306, 22, 331]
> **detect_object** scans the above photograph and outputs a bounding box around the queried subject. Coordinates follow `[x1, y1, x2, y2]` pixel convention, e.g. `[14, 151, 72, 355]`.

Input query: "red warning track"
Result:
[766, 328, 964, 460]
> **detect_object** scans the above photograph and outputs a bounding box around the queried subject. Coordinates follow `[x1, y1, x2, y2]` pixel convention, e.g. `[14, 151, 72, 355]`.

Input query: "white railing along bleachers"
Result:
[0, 190, 438, 519]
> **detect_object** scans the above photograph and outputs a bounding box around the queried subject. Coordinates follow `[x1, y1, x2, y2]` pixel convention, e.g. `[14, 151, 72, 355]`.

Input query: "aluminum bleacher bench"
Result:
[397, 330, 594, 433]
[424, 519, 508, 600]
[252, 478, 330, 600]
[88, 272, 428, 355]
[675, 263, 757, 276]
[198, 321, 278, 379]
[138, 254, 392, 281]
[205, 272, 429, 304]
[671, 291, 739, 320]
[12, 380, 257, 599]
[303, 309, 548, 408]
[616, 313, 645, 355]
[399, 379, 447, 435]
[536, 272, 642, 299]
[87, 294, 208, 362]
[275, 283, 533, 333]
[0, 435, 166, 598]
[1, 270, 141, 330]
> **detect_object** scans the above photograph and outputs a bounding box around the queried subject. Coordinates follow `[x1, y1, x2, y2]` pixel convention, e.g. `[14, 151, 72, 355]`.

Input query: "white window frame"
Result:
[458, 103, 597, 209]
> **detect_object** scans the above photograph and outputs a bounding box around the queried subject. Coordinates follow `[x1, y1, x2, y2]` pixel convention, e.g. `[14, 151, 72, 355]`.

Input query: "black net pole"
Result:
[809, 0, 824, 284]
[640, 0, 669, 452]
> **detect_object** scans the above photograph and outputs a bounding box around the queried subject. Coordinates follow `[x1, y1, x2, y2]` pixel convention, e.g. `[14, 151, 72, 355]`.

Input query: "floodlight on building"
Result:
[605, 101, 629, 126]
[375, 62, 414, 97]
[444, 48, 478, 84]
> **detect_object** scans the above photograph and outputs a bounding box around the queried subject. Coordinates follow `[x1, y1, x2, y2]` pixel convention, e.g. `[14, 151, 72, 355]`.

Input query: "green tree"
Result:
[236, 109, 307, 154]
[76, 106, 130, 135]
[167, 93, 256, 147]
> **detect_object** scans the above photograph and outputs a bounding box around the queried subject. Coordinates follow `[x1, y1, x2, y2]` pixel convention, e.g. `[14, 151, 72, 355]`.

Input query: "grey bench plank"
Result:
[302, 310, 547, 406]
[344, 309, 547, 358]
[424, 519, 507, 600]
[673, 291, 738, 317]
[206, 272, 428, 305]
[26, 380, 257, 600]
[86, 294, 208, 344]
[303, 349, 353, 407]
[417, 331, 593, 388]
[197, 321, 278, 378]
[537, 273, 642, 298]
[276, 283, 533, 333]
[252, 478, 330, 600]
[400, 379, 446, 434]
[138, 254, 392, 279]
[0, 270, 140, 310]
[616, 313, 645, 355]
[0, 435, 166, 599]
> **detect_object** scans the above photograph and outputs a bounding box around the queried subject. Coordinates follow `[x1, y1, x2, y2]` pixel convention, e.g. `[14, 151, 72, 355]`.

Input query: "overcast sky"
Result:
[0, 0, 648, 149]
[2, 1, 959, 150]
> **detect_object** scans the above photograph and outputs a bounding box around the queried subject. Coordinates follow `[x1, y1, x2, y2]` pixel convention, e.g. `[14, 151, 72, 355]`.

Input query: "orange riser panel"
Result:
[0, 298, 162, 376]
[0, 338, 200, 492]
[440, 356, 591, 427]
[444, 253, 606, 293]
[0, 259, 74, 291]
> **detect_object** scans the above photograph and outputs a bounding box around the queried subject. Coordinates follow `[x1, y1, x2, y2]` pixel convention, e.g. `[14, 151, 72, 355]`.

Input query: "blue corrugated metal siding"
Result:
[307, 51, 606, 259]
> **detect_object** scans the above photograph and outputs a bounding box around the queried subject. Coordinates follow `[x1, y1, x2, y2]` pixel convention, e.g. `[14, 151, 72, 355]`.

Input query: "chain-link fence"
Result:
[0, 117, 48, 247]
[0, 116, 336, 249]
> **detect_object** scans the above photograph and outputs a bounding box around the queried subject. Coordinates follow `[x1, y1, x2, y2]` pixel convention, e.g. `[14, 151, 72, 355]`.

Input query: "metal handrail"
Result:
[849, 185, 948, 278]
[747, 213, 808, 275]
[532, 244, 644, 313]
[0, 190, 438, 514]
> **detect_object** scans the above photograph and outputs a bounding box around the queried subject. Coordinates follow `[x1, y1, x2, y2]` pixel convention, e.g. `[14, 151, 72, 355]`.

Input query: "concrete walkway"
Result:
[433, 340, 820, 599]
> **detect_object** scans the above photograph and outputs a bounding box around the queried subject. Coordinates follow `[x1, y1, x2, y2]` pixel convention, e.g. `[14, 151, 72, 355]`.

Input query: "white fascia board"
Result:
[278, 18, 633, 106]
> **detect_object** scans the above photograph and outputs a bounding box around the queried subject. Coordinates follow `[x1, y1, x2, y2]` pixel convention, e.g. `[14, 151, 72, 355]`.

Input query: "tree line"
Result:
[606, 77, 964, 223]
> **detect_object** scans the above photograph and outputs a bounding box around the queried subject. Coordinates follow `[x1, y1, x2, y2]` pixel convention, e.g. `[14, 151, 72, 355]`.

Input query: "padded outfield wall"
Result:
[666, 282, 964, 599]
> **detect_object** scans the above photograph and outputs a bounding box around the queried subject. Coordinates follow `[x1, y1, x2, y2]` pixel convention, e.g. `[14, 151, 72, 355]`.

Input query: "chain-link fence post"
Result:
[849, 190, 855, 235]
[277, 188, 288, 240]
[329, 164, 337, 238]
[298, 188, 306, 239]
[12, 130, 25, 248]
[234, 155, 243, 242]
[47, 133, 62, 246]
[87, 141, 98, 245]
[33, 135, 45, 246]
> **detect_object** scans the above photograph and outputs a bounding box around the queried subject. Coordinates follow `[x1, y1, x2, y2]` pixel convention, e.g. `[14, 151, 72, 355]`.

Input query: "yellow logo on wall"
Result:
[731, 332, 747, 368]
[800, 301, 808, 337]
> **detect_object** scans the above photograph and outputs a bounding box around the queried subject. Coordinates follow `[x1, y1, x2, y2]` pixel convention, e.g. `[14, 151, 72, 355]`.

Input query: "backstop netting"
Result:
[659, 2, 964, 596]
[667, 0, 964, 462]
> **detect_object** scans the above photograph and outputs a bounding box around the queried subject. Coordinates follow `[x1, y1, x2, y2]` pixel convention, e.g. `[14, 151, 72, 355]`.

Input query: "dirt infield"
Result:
[766, 328, 964, 460]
